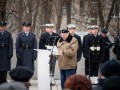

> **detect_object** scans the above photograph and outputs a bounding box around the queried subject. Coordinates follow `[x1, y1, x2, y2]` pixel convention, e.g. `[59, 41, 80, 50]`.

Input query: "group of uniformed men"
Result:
[0, 20, 118, 89]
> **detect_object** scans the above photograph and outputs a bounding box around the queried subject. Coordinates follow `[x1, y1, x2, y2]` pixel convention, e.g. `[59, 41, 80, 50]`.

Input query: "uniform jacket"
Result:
[83, 34, 91, 59]
[57, 34, 78, 69]
[73, 34, 82, 62]
[0, 31, 13, 71]
[113, 37, 120, 60]
[39, 32, 60, 49]
[85, 34, 104, 63]
[100, 35, 111, 63]
[16, 31, 37, 70]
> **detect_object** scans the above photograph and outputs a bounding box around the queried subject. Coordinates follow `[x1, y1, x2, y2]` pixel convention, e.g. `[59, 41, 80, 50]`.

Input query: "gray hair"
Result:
[0, 82, 28, 90]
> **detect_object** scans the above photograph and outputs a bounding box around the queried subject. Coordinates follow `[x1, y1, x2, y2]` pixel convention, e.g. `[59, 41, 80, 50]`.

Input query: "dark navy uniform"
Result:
[83, 25, 93, 76]
[83, 33, 91, 75]
[100, 28, 112, 63]
[39, 32, 59, 49]
[67, 24, 82, 74]
[39, 24, 60, 84]
[0, 21, 13, 84]
[85, 34, 104, 76]
[113, 37, 120, 60]
[73, 34, 82, 62]
[16, 22, 37, 70]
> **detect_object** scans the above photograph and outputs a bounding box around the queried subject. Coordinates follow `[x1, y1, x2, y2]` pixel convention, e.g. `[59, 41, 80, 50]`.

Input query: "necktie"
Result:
[0, 32, 3, 35]
[25, 32, 28, 36]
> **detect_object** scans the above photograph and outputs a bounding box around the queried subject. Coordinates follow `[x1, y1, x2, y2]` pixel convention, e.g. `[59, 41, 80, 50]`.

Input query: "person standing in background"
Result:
[16, 21, 37, 71]
[83, 25, 93, 77]
[39, 24, 59, 49]
[84, 25, 104, 84]
[0, 21, 13, 84]
[100, 28, 112, 64]
[67, 24, 82, 74]
[57, 29, 78, 89]
[39, 24, 60, 85]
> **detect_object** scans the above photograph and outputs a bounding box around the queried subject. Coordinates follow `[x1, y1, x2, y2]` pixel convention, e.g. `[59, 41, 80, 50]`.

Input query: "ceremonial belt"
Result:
[0, 42, 8, 48]
[21, 44, 32, 49]
[90, 46, 100, 51]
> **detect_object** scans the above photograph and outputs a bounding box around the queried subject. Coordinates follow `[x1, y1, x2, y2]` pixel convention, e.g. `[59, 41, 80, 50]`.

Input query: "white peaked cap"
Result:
[67, 24, 76, 28]
[45, 24, 54, 27]
[87, 25, 99, 29]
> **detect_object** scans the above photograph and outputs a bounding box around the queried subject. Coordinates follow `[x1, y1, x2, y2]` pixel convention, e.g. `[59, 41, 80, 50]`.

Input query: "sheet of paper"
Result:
[46, 45, 59, 55]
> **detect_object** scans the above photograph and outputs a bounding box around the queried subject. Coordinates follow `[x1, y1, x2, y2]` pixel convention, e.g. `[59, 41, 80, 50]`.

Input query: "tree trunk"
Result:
[17, 0, 23, 32]
[97, 0, 105, 28]
[56, 0, 65, 33]
[105, 0, 115, 29]
[66, 0, 72, 24]
[42, 0, 53, 23]
[0, 0, 7, 21]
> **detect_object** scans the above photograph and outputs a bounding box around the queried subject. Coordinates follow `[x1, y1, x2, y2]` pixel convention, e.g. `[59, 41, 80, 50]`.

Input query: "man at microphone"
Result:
[39, 24, 60, 85]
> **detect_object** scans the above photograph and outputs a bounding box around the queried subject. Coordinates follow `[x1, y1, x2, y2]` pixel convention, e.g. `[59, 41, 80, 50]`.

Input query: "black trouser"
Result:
[90, 62, 100, 76]
[85, 59, 89, 75]
[0, 71, 7, 84]
[49, 56, 56, 77]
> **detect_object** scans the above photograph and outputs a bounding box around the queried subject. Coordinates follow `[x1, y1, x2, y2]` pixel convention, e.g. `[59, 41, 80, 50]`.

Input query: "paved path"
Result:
[30, 80, 61, 90]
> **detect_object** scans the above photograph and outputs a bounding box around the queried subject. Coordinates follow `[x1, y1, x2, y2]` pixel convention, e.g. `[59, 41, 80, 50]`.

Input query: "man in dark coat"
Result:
[83, 25, 93, 77]
[67, 24, 82, 74]
[39, 24, 60, 85]
[113, 36, 120, 61]
[100, 28, 112, 63]
[0, 21, 13, 84]
[16, 22, 37, 71]
[84, 25, 104, 84]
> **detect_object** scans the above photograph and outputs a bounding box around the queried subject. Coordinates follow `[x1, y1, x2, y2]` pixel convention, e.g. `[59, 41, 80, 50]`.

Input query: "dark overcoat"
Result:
[0, 31, 13, 71]
[83, 34, 91, 75]
[83, 34, 91, 59]
[39, 32, 60, 49]
[113, 37, 120, 60]
[100, 35, 111, 63]
[85, 34, 104, 63]
[16, 31, 37, 70]
[73, 34, 82, 62]
[84, 34, 104, 76]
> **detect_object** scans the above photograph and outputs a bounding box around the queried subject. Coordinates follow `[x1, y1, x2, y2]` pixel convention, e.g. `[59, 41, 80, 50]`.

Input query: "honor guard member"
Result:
[16, 22, 37, 71]
[67, 24, 82, 74]
[83, 25, 93, 77]
[57, 29, 78, 89]
[84, 25, 104, 84]
[39, 24, 60, 85]
[0, 21, 13, 84]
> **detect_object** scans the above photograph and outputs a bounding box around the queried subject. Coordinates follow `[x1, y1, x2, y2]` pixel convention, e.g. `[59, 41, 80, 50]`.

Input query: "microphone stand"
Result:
[49, 36, 57, 90]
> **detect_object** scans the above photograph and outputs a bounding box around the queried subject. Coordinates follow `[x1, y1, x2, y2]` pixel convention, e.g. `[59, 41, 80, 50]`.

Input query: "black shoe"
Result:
[28, 82, 31, 86]
[50, 83, 55, 86]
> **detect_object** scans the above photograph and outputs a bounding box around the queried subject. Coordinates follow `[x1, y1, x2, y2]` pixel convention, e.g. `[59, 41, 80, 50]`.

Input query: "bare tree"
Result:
[53, 0, 66, 33]
[66, 0, 72, 24]
[96, 0, 116, 29]
[0, 0, 7, 21]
